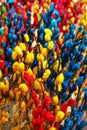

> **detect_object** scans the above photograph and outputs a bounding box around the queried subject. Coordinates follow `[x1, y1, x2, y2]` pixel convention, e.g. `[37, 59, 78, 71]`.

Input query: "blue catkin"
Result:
[63, 71, 72, 79]
[72, 109, 78, 116]
[49, 71, 57, 78]
[78, 25, 83, 33]
[62, 81, 69, 91]
[31, 59, 38, 69]
[28, 40, 32, 45]
[49, 2, 54, 14]
[53, 33, 59, 40]
[52, 28, 59, 35]
[47, 78, 54, 88]
[8, 33, 12, 39]
[26, 19, 30, 25]
[68, 61, 75, 71]
[63, 39, 73, 49]
[78, 105, 83, 111]
[76, 112, 84, 123]
[6, 62, 12, 69]
[30, 28, 34, 33]
[49, 60, 53, 67]
[47, 78, 52, 88]
[9, 28, 14, 34]
[64, 118, 73, 129]
[76, 120, 87, 130]
[8, 10, 11, 16]
[10, 40, 16, 48]
[44, 42, 48, 48]
[76, 76, 84, 86]
[2, 42, 6, 48]
[17, 2, 22, 7]
[53, 28, 59, 34]
[70, 54, 74, 61]
[7, 0, 14, 4]
[38, 26, 45, 33]
[27, 10, 31, 16]
[64, 50, 70, 57]
[18, 20, 22, 27]
[79, 45, 86, 52]
[70, 29, 75, 34]
[62, 92, 68, 102]
[72, 63, 80, 71]
[74, 49, 80, 56]
[69, 33, 75, 39]
[64, 32, 69, 40]
[16, 24, 20, 31]
[12, 12, 18, 19]
[28, 28, 34, 36]
[38, 70, 43, 78]
[51, 19, 57, 28]
[70, 24, 76, 30]
[13, 19, 17, 26]
[42, 14, 49, 26]
[13, 42, 16, 47]
[12, 34, 17, 41]
[57, 17, 61, 24]
[80, 120, 87, 129]
[83, 88, 87, 92]
[6, 48, 12, 58]
[38, 33, 44, 43]
[60, 125, 69, 130]
[75, 124, 80, 130]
